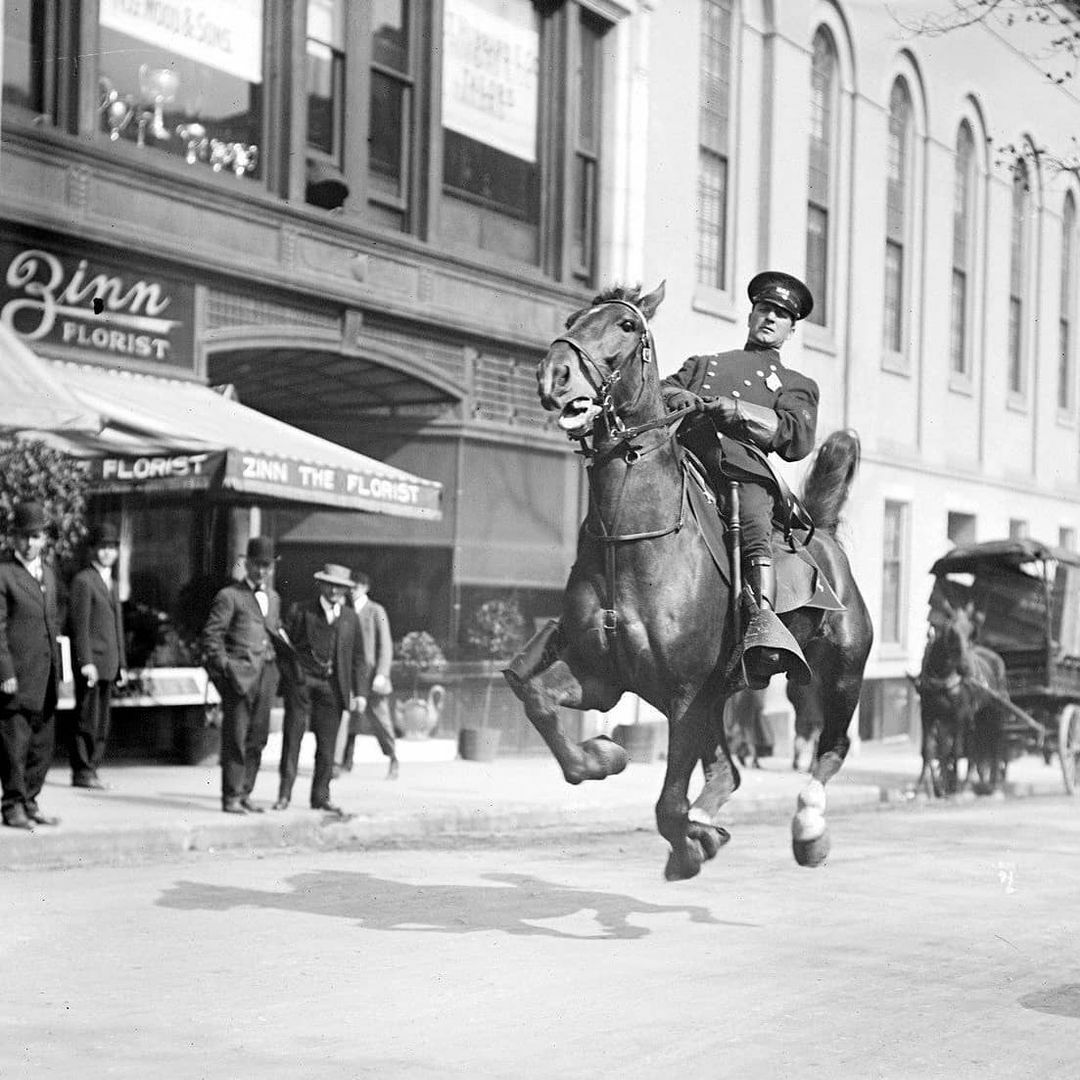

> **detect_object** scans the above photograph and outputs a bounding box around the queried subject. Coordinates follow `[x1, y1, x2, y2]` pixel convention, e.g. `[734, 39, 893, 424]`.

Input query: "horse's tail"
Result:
[800, 429, 861, 538]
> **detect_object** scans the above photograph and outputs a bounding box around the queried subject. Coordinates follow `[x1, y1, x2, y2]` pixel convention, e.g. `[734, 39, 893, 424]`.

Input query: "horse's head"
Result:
[538, 282, 666, 437]
[926, 597, 979, 675]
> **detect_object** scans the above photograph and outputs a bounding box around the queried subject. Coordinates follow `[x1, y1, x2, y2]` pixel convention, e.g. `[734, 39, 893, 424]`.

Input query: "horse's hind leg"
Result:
[505, 658, 627, 784]
[791, 623, 870, 868]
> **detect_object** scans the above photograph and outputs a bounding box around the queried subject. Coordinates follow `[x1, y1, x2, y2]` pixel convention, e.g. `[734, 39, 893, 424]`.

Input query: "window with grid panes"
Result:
[883, 79, 911, 356]
[368, 0, 413, 226]
[1009, 159, 1029, 396]
[1060, 194, 1076, 411]
[307, 0, 346, 165]
[570, 15, 603, 284]
[697, 0, 732, 290]
[951, 123, 975, 376]
[806, 27, 835, 327]
[882, 500, 908, 645]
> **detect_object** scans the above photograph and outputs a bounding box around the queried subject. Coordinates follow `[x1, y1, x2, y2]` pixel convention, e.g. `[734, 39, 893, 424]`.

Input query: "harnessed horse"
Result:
[503, 283, 874, 878]
[916, 600, 1009, 797]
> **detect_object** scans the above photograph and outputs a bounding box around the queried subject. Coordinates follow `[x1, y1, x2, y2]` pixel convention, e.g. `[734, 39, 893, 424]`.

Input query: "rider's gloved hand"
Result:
[665, 390, 703, 414]
[703, 395, 739, 429]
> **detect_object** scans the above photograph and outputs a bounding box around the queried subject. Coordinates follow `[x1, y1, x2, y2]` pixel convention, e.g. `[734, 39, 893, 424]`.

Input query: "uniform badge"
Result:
[765, 371, 783, 392]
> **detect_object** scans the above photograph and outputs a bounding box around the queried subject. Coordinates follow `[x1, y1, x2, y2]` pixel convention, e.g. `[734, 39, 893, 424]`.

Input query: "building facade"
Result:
[641, 0, 1080, 737]
[1, 0, 651, 650]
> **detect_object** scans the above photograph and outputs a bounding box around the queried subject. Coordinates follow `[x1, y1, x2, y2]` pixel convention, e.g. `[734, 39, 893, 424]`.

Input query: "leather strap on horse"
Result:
[584, 435, 688, 635]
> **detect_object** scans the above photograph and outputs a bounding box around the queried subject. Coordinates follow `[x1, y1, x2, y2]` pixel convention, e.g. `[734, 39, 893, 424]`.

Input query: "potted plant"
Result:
[393, 631, 447, 739]
[460, 597, 527, 761]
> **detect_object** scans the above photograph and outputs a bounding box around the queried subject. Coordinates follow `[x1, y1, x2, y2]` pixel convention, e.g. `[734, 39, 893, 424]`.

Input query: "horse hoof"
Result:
[695, 825, 731, 860]
[581, 736, 628, 777]
[663, 850, 702, 882]
[792, 829, 831, 868]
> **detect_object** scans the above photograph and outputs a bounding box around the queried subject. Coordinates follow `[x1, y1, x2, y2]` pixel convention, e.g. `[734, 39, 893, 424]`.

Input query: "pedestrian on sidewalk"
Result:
[340, 570, 398, 780]
[202, 536, 283, 815]
[275, 564, 367, 817]
[67, 521, 128, 791]
[0, 501, 63, 830]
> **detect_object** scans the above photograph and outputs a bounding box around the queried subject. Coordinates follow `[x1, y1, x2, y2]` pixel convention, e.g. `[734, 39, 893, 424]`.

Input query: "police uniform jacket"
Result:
[0, 554, 62, 713]
[202, 580, 283, 698]
[660, 344, 819, 482]
[69, 565, 126, 682]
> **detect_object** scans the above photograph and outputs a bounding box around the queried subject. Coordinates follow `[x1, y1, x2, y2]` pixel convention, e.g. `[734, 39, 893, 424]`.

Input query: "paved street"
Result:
[1, 796, 1078, 1080]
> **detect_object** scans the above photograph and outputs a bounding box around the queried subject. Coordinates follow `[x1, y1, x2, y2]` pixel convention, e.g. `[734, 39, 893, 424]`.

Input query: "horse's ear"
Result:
[639, 280, 666, 321]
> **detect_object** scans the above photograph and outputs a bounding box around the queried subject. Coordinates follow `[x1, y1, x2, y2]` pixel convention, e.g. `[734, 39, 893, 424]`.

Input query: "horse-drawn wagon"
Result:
[924, 538, 1080, 795]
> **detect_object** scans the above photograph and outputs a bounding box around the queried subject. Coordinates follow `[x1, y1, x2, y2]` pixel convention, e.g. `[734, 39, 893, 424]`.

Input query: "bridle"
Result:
[550, 298, 697, 462]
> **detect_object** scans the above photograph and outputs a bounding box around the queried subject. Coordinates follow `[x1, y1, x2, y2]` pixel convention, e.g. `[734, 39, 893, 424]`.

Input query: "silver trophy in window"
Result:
[137, 65, 179, 146]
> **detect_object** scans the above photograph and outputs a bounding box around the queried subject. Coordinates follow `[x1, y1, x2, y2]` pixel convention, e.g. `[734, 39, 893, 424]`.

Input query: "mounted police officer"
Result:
[661, 271, 818, 689]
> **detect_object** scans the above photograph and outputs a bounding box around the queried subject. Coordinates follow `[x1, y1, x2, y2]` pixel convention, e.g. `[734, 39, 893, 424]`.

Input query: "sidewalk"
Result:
[0, 736, 1069, 871]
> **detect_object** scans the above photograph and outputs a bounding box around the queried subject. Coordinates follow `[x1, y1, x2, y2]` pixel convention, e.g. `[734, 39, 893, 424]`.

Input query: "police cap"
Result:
[747, 271, 814, 322]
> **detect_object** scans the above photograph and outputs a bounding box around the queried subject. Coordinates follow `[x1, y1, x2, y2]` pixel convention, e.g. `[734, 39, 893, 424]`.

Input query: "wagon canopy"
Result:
[930, 539, 1080, 660]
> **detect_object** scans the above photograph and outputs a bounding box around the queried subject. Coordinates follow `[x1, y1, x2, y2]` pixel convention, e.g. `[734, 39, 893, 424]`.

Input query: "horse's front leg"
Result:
[505, 655, 626, 784]
[658, 693, 728, 881]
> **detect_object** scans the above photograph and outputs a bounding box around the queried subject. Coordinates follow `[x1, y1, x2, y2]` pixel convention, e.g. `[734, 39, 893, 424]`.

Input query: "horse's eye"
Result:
[619, 319, 637, 333]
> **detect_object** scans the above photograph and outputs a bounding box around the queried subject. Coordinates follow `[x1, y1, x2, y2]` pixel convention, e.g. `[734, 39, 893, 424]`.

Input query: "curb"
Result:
[0, 782, 887, 872]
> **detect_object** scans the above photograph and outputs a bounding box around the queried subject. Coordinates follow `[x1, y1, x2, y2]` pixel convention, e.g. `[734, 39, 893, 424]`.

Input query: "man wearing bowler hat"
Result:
[202, 536, 284, 814]
[68, 520, 128, 790]
[661, 270, 819, 689]
[0, 501, 63, 829]
[275, 564, 367, 816]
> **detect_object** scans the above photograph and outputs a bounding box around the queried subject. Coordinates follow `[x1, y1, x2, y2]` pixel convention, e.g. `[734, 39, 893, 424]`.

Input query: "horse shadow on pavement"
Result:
[156, 870, 759, 940]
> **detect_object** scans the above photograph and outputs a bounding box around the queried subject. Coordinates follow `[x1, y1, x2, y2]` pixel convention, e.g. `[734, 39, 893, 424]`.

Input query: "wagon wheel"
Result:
[1058, 705, 1080, 796]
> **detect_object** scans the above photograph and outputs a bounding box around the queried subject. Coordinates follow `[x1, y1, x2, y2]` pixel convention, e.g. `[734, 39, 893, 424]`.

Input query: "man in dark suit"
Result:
[0, 501, 63, 829]
[661, 270, 819, 688]
[274, 564, 367, 816]
[202, 536, 283, 814]
[340, 570, 398, 779]
[68, 520, 128, 790]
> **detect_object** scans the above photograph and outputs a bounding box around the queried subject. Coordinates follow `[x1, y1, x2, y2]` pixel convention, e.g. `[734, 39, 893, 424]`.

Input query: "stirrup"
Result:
[740, 607, 812, 688]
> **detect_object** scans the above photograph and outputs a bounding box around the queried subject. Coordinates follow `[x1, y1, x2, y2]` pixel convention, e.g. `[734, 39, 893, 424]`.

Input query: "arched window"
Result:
[1060, 193, 1077, 411]
[950, 122, 976, 377]
[697, 0, 734, 290]
[1009, 158, 1030, 396]
[806, 27, 837, 327]
[883, 78, 912, 355]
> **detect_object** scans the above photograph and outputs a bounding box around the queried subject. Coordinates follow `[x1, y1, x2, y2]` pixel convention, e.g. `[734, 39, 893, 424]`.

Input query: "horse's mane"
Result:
[564, 284, 643, 329]
[800, 429, 861, 539]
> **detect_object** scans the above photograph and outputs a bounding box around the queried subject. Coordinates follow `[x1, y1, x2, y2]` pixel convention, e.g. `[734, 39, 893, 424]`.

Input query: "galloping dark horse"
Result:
[916, 600, 1009, 797]
[504, 283, 873, 879]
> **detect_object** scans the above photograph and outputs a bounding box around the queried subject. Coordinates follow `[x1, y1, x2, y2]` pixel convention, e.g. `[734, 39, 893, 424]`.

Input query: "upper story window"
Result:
[1008, 158, 1031, 397]
[696, 0, 733, 292]
[883, 78, 912, 358]
[368, 0, 414, 227]
[307, 0, 346, 166]
[1059, 193, 1077, 413]
[96, 0, 265, 180]
[882, 499, 909, 646]
[806, 27, 837, 328]
[951, 122, 976, 378]
[2, 1, 74, 127]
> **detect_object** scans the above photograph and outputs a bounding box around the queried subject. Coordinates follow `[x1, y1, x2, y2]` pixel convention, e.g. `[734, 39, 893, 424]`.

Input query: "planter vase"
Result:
[394, 685, 446, 740]
[459, 727, 501, 762]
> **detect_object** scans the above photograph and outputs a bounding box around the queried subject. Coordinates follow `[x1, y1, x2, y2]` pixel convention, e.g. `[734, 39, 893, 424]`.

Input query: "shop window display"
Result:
[96, 0, 265, 179]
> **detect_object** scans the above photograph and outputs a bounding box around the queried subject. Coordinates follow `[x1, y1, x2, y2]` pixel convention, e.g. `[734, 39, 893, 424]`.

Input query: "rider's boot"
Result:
[504, 619, 563, 690]
[741, 559, 812, 690]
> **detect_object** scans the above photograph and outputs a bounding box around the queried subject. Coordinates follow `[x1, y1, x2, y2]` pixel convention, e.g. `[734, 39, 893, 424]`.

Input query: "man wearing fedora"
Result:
[0, 501, 63, 829]
[202, 536, 284, 814]
[661, 270, 819, 690]
[275, 564, 367, 816]
[68, 521, 128, 790]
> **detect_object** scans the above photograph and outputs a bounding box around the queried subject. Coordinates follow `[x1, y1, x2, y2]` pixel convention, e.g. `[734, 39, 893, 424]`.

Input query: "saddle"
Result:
[682, 450, 844, 615]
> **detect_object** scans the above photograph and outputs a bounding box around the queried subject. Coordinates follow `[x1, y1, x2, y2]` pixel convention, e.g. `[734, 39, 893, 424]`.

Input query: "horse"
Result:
[503, 282, 874, 879]
[916, 599, 1009, 797]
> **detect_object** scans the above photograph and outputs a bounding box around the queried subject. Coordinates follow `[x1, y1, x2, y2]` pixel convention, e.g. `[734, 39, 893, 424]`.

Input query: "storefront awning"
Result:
[33, 363, 442, 520]
[0, 322, 101, 434]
